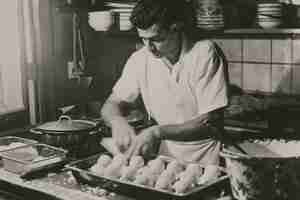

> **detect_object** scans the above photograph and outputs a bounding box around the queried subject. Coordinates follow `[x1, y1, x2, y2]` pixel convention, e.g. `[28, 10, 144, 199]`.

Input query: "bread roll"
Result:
[120, 166, 137, 181]
[198, 165, 219, 185]
[96, 154, 112, 168]
[173, 173, 196, 193]
[147, 158, 165, 174]
[185, 163, 202, 177]
[155, 170, 176, 190]
[103, 154, 127, 179]
[90, 164, 105, 176]
[129, 156, 145, 169]
[166, 160, 184, 174]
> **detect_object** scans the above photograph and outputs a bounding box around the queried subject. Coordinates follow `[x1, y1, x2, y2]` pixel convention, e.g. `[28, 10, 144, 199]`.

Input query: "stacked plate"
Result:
[106, 1, 137, 31]
[88, 11, 114, 31]
[195, 3, 224, 31]
[257, 3, 283, 28]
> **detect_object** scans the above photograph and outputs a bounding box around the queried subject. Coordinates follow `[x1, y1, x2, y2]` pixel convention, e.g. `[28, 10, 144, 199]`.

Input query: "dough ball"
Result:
[120, 166, 137, 181]
[134, 173, 150, 186]
[129, 156, 145, 169]
[198, 165, 219, 185]
[90, 164, 105, 176]
[185, 163, 203, 177]
[147, 158, 165, 174]
[103, 155, 126, 179]
[173, 173, 196, 193]
[97, 154, 112, 168]
[103, 165, 122, 179]
[155, 170, 176, 190]
[166, 160, 185, 174]
[111, 154, 127, 167]
[173, 179, 192, 194]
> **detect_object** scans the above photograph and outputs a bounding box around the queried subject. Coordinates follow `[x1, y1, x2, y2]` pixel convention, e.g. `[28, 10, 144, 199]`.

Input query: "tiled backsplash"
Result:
[214, 37, 300, 95]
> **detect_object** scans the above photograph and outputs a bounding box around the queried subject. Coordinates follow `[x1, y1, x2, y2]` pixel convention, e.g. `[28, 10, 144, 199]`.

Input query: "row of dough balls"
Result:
[90, 154, 219, 194]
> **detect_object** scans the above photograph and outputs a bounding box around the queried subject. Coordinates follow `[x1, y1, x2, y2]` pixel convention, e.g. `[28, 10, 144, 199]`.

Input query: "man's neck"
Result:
[165, 33, 182, 66]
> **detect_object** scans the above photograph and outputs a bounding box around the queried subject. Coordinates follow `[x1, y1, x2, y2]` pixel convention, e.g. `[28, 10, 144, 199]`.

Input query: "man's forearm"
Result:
[101, 95, 126, 127]
[158, 110, 224, 141]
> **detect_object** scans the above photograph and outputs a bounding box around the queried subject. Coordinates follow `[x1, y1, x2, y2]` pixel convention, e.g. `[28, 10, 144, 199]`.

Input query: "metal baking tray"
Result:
[0, 136, 37, 153]
[66, 153, 229, 200]
[0, 143, 67, 176]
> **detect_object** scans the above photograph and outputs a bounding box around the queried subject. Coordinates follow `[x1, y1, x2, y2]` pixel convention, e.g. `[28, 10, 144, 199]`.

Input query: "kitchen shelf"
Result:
[90, 28, 300, 38]
[223, 28, 300, 35]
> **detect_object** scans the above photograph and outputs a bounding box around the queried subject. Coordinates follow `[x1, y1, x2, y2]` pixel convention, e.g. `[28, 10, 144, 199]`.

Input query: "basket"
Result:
[220, 139, 300, 200]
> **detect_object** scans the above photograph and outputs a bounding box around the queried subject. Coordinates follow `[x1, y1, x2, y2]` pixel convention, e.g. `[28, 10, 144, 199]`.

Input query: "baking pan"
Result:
[66, 153, 229, 200]
[0, 136, 37, 153]
[0, 143, 67, 176]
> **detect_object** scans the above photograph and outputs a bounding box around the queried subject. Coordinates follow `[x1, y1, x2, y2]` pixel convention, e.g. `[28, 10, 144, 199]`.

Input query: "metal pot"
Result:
[30, 115, 101, 158]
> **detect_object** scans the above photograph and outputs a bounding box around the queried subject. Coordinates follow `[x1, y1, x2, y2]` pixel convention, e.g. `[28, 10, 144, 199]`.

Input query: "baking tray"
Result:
[0, 136, 37, 153]
[0, 143, 67, 176]
[66, 153, 229, 200]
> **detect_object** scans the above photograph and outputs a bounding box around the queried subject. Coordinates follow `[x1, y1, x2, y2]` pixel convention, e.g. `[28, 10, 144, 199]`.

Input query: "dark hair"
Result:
[130, 0, 187, 30]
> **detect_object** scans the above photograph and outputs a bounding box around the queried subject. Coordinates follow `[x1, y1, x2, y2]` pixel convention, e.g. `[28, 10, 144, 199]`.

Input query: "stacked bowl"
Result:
[257, 2, 283, 28]
[106, 1, 137, 31]
[88, 11, 114, 31]
[195, 0, 224, 31]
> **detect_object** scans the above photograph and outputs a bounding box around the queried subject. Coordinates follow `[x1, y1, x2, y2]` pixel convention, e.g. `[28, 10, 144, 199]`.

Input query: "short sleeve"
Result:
[112, 51, 145, 103]
[193, 41, 228, 115]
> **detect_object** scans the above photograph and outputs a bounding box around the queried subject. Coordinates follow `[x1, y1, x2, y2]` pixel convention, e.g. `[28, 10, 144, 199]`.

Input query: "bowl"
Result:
[220, 139, 300, 200]
[258, 19, 281, 28]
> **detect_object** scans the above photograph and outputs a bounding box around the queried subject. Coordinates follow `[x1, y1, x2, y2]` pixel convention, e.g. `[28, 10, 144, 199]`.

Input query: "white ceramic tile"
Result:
[271, 64, 291, 94]
[243, 63, 271, 92]
[272, 39, 292, 64]
[292, 39, 300, 64]
[243, 39, 271, 62]
[292, 65, 300, 94]
[214, 39, 242, 61]
[228, 62, 242, 88]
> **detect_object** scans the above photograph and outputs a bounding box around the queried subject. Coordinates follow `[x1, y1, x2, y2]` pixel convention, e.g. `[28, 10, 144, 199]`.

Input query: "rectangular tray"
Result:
[0, 143, 67, 176]
[0, 136, 37, 153]
[66, 153, 229, 200]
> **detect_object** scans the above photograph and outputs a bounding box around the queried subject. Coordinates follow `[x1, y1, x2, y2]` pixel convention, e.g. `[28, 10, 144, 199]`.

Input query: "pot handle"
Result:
[58, 115, 72, 125]
[30, 128, 43, 135]
[89, 130, 99, 135]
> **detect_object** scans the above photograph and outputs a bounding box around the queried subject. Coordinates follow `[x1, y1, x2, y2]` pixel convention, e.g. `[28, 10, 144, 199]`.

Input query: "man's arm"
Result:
[101, 94, 126, 126]
[101, 94, 136, 153]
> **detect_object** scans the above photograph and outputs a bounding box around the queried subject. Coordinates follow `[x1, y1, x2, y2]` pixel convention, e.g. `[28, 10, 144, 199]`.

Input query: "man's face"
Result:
[137, 24, 179, 58]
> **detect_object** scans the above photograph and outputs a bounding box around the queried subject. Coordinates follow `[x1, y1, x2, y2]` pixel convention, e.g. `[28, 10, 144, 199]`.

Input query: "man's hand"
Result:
[111, 117, 136, 153]
[126, 125, 162, 158]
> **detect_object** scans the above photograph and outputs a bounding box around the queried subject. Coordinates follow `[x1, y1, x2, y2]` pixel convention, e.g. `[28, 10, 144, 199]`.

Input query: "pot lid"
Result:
[36, 115, 96, 132]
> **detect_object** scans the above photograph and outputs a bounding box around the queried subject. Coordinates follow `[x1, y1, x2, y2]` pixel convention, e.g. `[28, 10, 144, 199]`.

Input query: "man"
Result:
[101, 0, 228, 165]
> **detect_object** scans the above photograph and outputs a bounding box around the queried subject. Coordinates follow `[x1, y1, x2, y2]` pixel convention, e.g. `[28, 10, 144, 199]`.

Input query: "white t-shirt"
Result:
[113, 37, 228, 164]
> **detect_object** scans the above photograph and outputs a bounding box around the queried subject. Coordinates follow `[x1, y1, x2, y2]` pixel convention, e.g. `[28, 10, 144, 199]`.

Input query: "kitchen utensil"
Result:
[30, 115, 101, 158]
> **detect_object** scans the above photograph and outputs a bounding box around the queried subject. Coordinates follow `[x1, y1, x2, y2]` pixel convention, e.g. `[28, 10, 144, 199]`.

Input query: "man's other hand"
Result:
[126, 125, 162, 158]
[111, 117, 136, 153]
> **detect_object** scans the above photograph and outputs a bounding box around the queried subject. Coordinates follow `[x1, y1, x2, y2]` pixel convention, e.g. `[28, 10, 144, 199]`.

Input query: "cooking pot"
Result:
[30, 115, 102, 158]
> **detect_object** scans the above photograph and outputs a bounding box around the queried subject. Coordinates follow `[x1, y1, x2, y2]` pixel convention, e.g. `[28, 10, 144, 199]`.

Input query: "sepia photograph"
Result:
[0, 0, 300, 199]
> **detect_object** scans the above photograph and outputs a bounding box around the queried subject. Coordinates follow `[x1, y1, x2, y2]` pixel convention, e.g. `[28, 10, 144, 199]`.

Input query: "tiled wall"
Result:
[214, 37, 300, 95]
